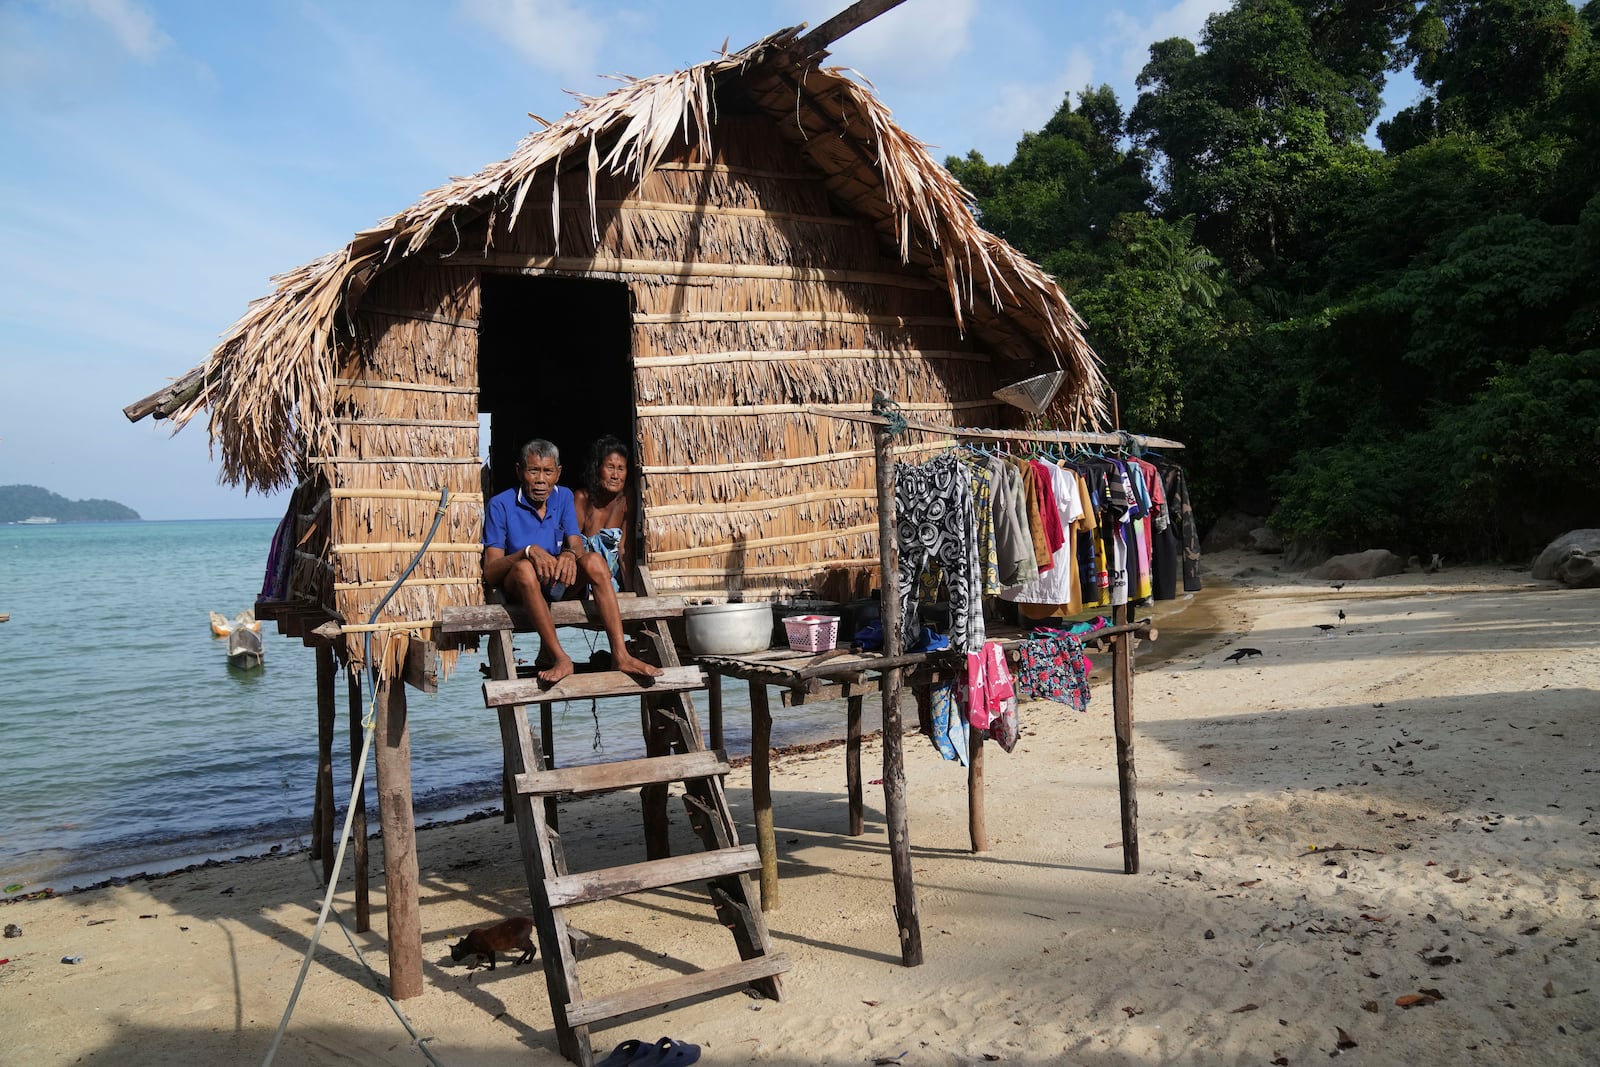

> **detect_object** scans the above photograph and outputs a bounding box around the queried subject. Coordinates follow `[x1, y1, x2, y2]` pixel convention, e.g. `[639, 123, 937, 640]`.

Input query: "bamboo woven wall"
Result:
[477, 113, 1009, 600]
[326, 264, 483, 671]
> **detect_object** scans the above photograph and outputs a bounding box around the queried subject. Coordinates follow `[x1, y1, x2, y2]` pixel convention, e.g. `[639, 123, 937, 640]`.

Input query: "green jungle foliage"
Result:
[948, 0, 1600, 560]
[0, 484, 141, 523]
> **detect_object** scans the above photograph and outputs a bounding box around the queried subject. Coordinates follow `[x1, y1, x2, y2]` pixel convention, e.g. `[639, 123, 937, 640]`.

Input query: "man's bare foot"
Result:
[537, 654, 575, 685]
[613, 653, 664, 679]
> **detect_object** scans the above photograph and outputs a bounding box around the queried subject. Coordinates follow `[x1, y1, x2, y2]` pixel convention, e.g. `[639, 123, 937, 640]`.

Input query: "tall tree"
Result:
[947, 85, 1151, 281]
[1129, 0, 1409, 277]
[1381, 0, 1591, 150]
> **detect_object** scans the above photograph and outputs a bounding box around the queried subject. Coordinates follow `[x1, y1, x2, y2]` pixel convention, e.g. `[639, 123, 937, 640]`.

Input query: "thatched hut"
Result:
[126, 24, 1107, 671]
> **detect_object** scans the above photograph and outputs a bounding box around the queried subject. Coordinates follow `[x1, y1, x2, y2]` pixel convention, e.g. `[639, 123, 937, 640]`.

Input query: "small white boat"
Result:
[18, 516, 57, 525]
[227, 625, 264, 670]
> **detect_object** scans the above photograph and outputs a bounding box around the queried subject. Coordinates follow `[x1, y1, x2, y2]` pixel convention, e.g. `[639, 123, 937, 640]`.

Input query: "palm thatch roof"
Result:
[127, 26, 1107, 491]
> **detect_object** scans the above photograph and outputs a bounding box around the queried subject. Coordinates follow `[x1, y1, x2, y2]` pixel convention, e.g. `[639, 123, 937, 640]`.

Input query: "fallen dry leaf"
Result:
[1543, 981, 1555, 998]
[1230, 1003, 1260, 1013]
[1519, 926, 1541, 936]
[1336, 1027, 1358, 1050]
[1237, 879, 1262, 888]
[1419, 988, 1446, 1001]
[1395, 995, 1432, 1008]
[1423, 955, 1456, 966]
[1122, 1005, 1144, 1017]
[1271, 1058, 1289, 1066]
[1361, 1000, 1380, 1013]
[862, 1000, 879, 1007]
[1360, 913, 1388, 922]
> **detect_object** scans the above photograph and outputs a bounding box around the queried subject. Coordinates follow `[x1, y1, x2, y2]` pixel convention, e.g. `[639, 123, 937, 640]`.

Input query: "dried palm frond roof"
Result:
[125, 26, 1107, 492]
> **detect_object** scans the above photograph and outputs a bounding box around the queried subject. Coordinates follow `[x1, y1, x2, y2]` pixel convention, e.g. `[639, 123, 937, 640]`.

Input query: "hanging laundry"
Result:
[989, 456, 1036, 589]
[1015, 627, 1093, 711]
[928, 681, 970, 765]
[894, 454, 985, 654]
[964, 640, 1010, 730]
[1001, 462, 1085, 616]
[1150, 457, 1203, 592]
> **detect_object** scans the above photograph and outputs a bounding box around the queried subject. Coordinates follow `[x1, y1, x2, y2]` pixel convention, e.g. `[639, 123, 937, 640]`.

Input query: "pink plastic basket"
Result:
[783, 614, 839, 653]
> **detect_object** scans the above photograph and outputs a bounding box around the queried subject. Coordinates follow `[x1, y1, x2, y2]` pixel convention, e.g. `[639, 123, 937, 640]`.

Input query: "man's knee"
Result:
[578, 551, 609, 584]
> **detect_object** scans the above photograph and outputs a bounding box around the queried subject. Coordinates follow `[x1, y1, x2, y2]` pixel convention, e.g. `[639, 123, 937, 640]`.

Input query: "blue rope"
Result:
[872, 391, 908, 438]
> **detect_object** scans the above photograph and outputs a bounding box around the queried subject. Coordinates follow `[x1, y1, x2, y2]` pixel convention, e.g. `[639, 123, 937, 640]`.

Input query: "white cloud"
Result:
[1107, 0, 1231, 86]
[1, 0, 172, 111]
[980, 45, 1095, 157]
[61, 0, 172, 61]
[459, 0, 606, 80]
[791, 0, 976, 83]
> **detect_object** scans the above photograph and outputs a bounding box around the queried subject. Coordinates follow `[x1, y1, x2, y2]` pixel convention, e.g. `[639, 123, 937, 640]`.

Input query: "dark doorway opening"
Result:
[477, 275, 634, 496]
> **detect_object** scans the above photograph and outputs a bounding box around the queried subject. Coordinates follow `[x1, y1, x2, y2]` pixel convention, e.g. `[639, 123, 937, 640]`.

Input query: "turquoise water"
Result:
[0, 519, 840, 892]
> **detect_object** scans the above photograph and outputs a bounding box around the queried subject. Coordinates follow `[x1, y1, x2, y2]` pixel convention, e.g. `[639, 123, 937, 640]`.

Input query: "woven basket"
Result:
[783, 614, 839, 653]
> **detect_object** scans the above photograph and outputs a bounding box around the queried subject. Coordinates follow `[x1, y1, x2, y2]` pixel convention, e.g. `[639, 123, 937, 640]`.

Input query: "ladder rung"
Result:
[545, 845, 760, 908]
[516, 750, 729, 798]
[483, 665, 703, 707]
[564, 953, 790, 1027]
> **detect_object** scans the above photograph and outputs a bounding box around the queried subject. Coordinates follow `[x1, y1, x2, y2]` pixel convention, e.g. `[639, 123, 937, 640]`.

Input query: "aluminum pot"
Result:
[684, 602, 773, 656]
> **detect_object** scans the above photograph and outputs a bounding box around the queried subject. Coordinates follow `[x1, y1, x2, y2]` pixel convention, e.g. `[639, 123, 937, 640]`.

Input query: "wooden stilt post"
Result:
[345, 665, 370, 932]
[1111, 604, 1139, 874]
[845, 693, 864, 836]
[967, 726, 987, 853]
[873, 421, 923, 967]
[750, 680, 777, 910]
[374, 663, 423, 999]
[641, 695, 669, 859]
[314, 644, 336, 883]
[707, 671, 724, 752]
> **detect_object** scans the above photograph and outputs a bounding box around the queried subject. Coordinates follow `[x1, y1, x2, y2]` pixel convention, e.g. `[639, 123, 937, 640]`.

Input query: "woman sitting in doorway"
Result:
[573, 434, 634, 592]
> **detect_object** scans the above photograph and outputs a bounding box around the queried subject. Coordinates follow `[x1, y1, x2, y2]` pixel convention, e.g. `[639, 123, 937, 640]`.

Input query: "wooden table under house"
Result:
[694, 613, 1157, 915]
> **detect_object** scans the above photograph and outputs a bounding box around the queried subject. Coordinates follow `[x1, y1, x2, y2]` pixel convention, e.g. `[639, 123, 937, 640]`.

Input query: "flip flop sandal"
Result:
[596, 1038, 650, 1067]
[638, 1037, 701, 1066]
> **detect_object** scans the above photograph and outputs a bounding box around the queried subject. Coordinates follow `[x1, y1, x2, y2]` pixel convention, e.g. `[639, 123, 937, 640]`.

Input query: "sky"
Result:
[0, 0, 1427, 520]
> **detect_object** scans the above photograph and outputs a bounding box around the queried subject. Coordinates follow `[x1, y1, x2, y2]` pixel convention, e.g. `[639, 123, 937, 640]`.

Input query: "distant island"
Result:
[0, 485, 140, 523]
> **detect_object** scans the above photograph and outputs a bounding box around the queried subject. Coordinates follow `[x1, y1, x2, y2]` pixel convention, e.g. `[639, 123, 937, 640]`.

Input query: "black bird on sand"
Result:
[1223, 648, 1264, 663]
[1315, 623, 1337, 633]
[1330, 582, 1346, 591]
[1337, 609, 1347, 622]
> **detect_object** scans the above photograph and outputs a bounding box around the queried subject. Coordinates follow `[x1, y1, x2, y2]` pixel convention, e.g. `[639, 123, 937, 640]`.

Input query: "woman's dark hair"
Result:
[584, 435, 631, 495]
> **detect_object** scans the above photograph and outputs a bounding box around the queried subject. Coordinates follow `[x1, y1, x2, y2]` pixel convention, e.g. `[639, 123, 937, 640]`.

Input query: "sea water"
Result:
[0, 519, 846, 892]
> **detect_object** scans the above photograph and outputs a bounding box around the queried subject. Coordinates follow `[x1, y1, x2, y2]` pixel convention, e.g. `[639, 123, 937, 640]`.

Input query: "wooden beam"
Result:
[846, 693, 864, 837]
[123, 364, 206, 422]
[874, 421, 923, 967]
[346, 668, 370, 932]
[543, 844, 760, 908]
[439, 595, 682, 635]
[374, 671, 422, 999]
[749, 680, 778, 912]
[402, 638, 439, 694]
[314, 645, 337, 883]
[482, 665, 704, 708]
[563, 954, 790, 1028]
[1112, 604, 1140, 874]
[514, 750, 729, 798]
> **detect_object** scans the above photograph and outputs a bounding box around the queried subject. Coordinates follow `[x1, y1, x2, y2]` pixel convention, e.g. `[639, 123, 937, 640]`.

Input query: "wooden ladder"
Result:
[456, 591, 787, 1066]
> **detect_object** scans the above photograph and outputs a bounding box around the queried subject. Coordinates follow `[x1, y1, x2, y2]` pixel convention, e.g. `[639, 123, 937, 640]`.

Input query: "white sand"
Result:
[3, 554, 1597, 1066]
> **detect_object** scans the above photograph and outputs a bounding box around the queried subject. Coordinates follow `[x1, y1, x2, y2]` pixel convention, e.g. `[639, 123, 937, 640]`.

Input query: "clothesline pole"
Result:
[874, 420, 924, 967]
[1111, 603, 1140, 874]
[799, 405, 1185, 450]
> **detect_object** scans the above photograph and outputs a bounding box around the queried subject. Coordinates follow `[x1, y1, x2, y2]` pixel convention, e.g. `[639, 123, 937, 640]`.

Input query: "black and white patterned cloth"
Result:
[894, 454, 985, 654]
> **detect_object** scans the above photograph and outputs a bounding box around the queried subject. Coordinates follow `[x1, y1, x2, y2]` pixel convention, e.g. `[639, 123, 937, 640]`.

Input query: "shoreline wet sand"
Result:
[3, 553, 1596, 1066]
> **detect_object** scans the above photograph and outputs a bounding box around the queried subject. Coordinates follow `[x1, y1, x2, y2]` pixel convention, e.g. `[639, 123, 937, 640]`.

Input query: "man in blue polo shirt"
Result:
[484, 438, 662, 684]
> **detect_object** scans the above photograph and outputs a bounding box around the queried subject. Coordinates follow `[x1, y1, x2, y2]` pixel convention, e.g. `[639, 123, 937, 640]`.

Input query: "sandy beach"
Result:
[3, 552, 1597, 1066]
